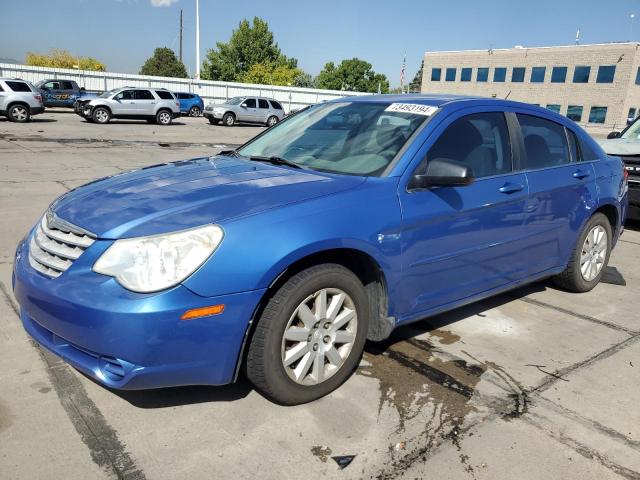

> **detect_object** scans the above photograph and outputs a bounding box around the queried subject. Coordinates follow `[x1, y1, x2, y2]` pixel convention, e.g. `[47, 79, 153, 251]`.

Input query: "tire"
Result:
[208, 117, 219, 125]
[266, 115, 278, 127]
[92, 107, 110, 124]
[156, 109, 172, 125]
[8, 104, 30, 123]
[189, 106, 201, 117]
[553, 212, 612, 292]
[246, 264, 369, 405]
[222, 112, 235, 127]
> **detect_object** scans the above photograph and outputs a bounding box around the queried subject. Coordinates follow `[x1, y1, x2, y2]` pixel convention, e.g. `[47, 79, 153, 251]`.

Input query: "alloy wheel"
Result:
[12, 106, 28, 121]
[580, 225, 607, 281]
[281, 288, 358, 386]
[158, 112, 171, 125]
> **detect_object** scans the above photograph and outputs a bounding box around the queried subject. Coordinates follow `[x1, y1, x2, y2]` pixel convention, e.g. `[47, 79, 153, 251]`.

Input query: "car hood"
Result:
[598, 138, 640, 156]
[51, 156, 365, 239]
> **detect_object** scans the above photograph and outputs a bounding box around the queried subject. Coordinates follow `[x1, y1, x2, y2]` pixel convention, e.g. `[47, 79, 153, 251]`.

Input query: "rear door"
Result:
[59, 81, 77, 106]
[517, 113, 598, 275]
[397, 109, 530, 318]
[132, 90, 156, 115]
[257, 98, 270, 123]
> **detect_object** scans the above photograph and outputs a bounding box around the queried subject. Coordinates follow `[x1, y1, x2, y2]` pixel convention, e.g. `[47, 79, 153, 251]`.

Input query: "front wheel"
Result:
[156, 110, 173, 125]
[189, 106, 201, 117]
[245, 264, 369, 405]
[222, 112, 235, 127]
[553, 212, 612, 292]
[92, 107, 110, 124]
[8, 104, 30, 122]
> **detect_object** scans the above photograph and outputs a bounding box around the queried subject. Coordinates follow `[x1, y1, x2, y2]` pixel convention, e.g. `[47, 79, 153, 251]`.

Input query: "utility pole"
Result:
[195, 0, 200, 79]
[179, 9, 183, 64]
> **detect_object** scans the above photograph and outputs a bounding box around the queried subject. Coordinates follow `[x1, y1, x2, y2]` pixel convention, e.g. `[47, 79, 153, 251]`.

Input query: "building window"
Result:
[461, 67, 472, 82]
[588, 106, 607, 124]
[531, 67, 546, 83]
[573, 65, 591, 83]
[546, 104, 561, 114]
[596, 65, 616, 83]
[512, 67, 526, 82]
[494, 67, 506, 82]
[445, 68, 457, 82]
[477, 68, 489, 82]
[636, 67, 640, 85]
[431, 68, 442, 81]
[551, 66, 567, 83]
[566, 105, 583, 122]
[628, 108, 637, 122]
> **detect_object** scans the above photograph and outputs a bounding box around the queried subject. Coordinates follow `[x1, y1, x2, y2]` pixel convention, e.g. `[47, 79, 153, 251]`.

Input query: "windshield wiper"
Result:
[248, 155, 304, 170]
[218, 149, 240, 158]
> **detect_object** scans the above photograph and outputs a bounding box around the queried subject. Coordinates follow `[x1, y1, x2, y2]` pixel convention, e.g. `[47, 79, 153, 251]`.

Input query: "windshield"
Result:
[99, 88, 119, 99]
[225, 96, 245, 105]
[237, 102, 431, 176]
[622, 118, 640, 139]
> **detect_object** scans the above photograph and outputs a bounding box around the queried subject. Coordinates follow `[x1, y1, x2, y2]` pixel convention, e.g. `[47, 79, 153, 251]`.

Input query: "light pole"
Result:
[195, 0, 200, 79]
[631, 13, 636, 41]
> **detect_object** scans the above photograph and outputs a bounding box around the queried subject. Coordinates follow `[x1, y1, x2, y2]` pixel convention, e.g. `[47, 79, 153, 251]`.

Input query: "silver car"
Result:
[204, 96, 285, 127]
[75, 87, 180, 125]
[0, 78, 44, 122]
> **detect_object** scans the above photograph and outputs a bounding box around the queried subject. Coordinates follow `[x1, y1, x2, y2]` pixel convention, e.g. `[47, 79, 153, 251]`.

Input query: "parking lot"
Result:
[1, 110, 639, 479]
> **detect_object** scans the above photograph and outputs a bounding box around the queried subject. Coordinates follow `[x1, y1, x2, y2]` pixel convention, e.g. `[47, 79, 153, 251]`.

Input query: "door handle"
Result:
[573, 169, 590, 179]
[498, 182, 525, 194]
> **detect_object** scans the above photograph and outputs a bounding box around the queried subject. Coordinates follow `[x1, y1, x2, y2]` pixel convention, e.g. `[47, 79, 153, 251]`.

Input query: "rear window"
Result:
[517, 114, 570, 169]
[269, 100, 283, 110]
[5, 81, 32, 92]
[156, 90, 175, 100]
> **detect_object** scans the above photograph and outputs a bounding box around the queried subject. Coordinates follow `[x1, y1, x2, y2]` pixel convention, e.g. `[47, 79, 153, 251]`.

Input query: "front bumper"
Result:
[12, 234, 265, 389]
[204, 109, 224, 120]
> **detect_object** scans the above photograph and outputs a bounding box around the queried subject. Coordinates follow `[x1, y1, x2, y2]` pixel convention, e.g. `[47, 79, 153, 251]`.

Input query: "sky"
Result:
[1, 0, 639, 87]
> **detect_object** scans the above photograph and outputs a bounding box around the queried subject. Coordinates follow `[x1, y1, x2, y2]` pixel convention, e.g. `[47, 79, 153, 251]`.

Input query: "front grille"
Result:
[28, 216, 96, 278]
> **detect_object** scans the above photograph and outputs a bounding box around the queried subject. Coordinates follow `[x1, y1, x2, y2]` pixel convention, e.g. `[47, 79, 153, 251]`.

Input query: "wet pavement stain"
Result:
[428, 329, 462, 345]
[0, 398, 13, 432]
[30, 381, 52, 394]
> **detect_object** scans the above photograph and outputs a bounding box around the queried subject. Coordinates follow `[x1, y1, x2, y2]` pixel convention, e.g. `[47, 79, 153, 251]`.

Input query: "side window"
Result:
[60, 81, 74, 90]
[517, 114, 571, 169]
[566, 129, 581, 162]
[258, 99, 269, 109]
[417, 112, 512, 179]
[44, 81, 60, 89]
[578, 136, 601, 162]
[244, 98, 257, 108]
[135, 90, 155, 100]
[155, 90, 174, 100]
[116, 90, 135, 100]
[0, 84, 4, 92]
[269, 100, 283, 110]
[6, 81, 32, 92]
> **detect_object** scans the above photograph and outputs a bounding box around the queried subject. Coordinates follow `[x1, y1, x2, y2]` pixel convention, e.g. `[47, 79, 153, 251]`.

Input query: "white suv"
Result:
[75, 87, 180, 125]
[0, 78, 45, 122]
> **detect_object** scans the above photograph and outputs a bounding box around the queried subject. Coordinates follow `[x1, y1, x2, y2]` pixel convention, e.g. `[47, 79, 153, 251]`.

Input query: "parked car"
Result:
[176, 92, 204, 117]
[599, 119, 640, 220]
[13, 95, 627, 405]
[204, 96, 285, 127]
[34, 79, 98, 108]
[0, 78, 44, 122]
[74, 87, 180, 125]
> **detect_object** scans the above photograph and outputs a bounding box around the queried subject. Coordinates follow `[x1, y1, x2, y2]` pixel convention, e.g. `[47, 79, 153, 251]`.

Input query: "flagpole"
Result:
[195, 0, 200, 79]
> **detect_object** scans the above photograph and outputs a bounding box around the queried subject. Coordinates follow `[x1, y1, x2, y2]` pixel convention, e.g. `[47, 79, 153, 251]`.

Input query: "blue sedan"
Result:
[13, 95, 628, 404]
[176, 92, 204, 117]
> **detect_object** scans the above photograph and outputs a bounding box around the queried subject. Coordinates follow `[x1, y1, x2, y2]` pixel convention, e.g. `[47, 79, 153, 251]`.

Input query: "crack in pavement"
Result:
[0, 281, 146, 480]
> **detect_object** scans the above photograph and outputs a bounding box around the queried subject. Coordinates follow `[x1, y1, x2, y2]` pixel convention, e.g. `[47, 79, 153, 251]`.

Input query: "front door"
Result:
[113, 89, 136, 114]
[240, 98, 259, 122]
[396, 110, 530, 320]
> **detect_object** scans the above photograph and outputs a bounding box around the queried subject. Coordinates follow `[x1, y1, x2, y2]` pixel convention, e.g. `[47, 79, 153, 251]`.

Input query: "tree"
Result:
[409, 60, 424, 93]
[26, 49, 106, 71]
[293, 72, 316, 88]
[201, 17, 297, 82]
[242, 62, 301, 86]
[139, 47, 187, 78]
[316, 58, 389, 93]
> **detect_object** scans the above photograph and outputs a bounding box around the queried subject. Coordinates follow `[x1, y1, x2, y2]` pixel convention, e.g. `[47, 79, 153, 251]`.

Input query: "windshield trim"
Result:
[235, 101, 436, 178]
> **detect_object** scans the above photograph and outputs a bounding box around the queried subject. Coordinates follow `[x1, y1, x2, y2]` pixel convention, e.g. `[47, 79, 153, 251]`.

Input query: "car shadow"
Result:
[625, 219, 640, 232]
[0, 118, 57, 123]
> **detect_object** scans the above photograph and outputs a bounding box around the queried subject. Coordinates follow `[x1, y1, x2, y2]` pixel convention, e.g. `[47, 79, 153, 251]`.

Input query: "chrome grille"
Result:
[28, 216, 96, 278]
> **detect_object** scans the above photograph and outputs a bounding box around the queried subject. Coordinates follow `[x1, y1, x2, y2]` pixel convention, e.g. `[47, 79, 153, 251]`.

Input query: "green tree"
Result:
[293, 72, 316, 88]
[316, 58, 389, 93]
[409, 60, 424, 92]
[242, 62, 301, 86]
[201, 17, 297, 82]
[26, 49, 106, 71]
[139, 47, 187, 78]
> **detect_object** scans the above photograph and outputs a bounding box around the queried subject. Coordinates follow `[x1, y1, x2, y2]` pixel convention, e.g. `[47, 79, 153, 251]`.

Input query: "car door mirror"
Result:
[607, 131, 621, 139]
[409, 158, 474, 189]
[241, 103, 248, 108]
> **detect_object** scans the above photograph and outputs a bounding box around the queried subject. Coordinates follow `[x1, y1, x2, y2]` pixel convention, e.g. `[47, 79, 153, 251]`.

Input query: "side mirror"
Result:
[241, 103, 248, 108]
[607, 131, 621, 139]
[409, 158, 474, 189]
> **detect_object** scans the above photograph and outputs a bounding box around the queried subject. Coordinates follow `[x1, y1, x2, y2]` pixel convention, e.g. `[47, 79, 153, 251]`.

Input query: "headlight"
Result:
[93, 225, 224, 293]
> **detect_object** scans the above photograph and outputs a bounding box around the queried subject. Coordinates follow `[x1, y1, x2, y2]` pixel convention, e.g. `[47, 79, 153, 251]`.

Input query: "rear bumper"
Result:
[12, 234, 265, 389]
[31, 106, 45, 115]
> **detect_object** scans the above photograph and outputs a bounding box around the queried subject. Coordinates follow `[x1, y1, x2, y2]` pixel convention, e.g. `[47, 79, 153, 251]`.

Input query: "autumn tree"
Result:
[26, 49, 106, 71]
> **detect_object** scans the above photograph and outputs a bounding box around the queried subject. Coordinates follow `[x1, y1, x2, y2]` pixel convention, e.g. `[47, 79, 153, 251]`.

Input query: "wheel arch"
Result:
[594, 203, 619, 233]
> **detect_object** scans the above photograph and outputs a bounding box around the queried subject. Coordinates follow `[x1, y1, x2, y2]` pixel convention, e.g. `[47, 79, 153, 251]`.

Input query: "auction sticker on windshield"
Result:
[385, 103, 438, 116]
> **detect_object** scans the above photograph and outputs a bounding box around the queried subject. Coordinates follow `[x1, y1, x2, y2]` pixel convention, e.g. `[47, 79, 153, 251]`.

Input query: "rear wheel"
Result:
[92, 107, 110, 124]
[553, 212, 612, 292]
[222, 112, 235, 127]
[189, 106, 201, 117]
[246, 264, 368, 405]
[266, 115, 278, 127]
[156, 109, 172, 125]
[8, 104, 30, 123]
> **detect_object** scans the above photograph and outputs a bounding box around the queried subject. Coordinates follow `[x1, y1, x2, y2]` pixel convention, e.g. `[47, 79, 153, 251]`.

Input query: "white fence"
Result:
[0, 63, 368, 113]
